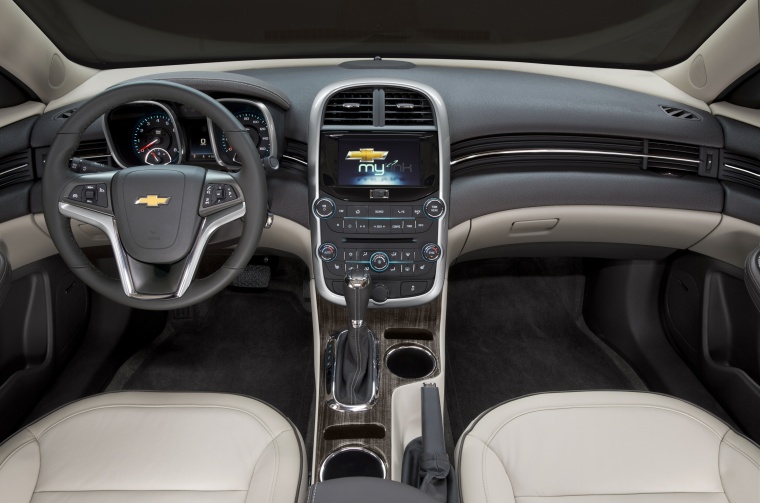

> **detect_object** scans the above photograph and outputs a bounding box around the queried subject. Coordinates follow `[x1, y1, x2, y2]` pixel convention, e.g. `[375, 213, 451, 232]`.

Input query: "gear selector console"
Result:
[309, 81, 450, 307]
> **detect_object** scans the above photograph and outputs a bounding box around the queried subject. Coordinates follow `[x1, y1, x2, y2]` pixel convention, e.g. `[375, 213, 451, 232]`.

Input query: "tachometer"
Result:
[220, 111, 271, 163]
[132, 113, 179, 165]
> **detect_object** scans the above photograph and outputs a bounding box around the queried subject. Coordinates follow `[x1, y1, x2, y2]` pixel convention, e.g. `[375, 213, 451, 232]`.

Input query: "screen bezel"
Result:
[319, 132, 439, 201]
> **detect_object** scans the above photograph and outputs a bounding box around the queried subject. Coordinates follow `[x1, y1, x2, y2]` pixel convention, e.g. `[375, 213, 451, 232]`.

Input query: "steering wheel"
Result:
[42, 81, 268, 310]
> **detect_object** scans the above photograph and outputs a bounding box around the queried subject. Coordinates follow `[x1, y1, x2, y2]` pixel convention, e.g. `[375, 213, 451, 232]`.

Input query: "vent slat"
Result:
[722, 153, 760, 190]
[0, 150, 33, 187]
[659, 105, 701, 121]
[384, 89, 434, 126]
[324, 88, 374, 126]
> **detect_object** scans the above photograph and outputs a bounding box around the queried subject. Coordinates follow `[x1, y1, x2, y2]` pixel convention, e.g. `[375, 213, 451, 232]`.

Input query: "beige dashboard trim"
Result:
[461, 206, 722, 256]
[690, 215, 760, 268]
[0, 101, 45, 129]
[710, 102, 760, 130]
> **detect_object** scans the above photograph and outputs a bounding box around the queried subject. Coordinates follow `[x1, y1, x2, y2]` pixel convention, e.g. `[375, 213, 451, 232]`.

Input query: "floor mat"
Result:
[108, 288, 314, 440]
[445, 258, 646, 441]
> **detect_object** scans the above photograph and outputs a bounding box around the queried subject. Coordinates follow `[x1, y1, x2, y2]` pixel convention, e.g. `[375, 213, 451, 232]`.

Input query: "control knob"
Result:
[318, 243, 338, 262]
[313, 197, 336, 219]
[422, 243, 442, 262]
[423, 198, 446, 219]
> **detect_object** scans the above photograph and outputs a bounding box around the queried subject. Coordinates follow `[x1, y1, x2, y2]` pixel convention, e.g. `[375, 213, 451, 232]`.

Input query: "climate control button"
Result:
[422, 243, 442, 262]
[370, 252, 390, 272]
[313, 197, 336, 219]
[423, 198, 445, 219]
[318, 243, 338, 262]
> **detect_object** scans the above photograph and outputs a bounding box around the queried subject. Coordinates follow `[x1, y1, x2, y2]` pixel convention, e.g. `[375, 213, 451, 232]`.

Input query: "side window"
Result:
[0, 69, 34, 109]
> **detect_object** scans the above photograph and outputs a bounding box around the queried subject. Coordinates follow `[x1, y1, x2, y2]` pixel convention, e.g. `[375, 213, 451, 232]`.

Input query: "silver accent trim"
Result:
[59, 200, 245, 300]
[325, 329, 381, 412]
[724, 164, 760, 179]
[385, 344, 437, 379]
[207, 98, 278, 170]
[450, 149, 702, 167]
[318, 446, 387, 482]
[281, 154, 307, 166]
[103, 101, 185, 169]
[0, 163, 29, 175]
[309, 78, 450, 308]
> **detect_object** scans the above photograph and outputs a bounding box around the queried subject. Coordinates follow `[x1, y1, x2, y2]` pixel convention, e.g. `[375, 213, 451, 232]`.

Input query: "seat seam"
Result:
[721, 438, 760, 470]
[471, 436, 516, 503]
[480, 404, 725, 446]
[245, 429, 288, 503]
[35, 404, 284, 441]
[267, 428, 282, 503]
[0, 437, 36, 472]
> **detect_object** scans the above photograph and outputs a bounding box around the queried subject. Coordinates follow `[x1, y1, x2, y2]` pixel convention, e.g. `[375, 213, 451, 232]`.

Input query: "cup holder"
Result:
[385, 345, 437, 379]
[319, 447, 387, 481]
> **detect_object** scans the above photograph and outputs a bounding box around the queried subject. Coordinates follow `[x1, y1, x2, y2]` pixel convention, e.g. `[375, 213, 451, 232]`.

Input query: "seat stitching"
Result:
[480, 404, 725, 447]
[35, 404, 282, 440]
[479, 437, 515, 503]
[244, 429, 289, 502]
[0, 437, 36, 473]
[722, 438, 760, 470]
[267, 428, 282, 503]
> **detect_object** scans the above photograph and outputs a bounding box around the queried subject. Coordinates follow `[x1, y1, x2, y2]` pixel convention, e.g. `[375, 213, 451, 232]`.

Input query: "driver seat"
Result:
[0, 392, 307, 503]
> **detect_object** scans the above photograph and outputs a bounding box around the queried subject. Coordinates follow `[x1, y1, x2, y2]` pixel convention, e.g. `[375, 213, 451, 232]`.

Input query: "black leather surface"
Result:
[0, 181, 32, 224]
[449, 169, 725, 227]
[722, 181, 760, 227]
[744, 246, 760, 313]
[235, 65, 724, 146]
[308, 477, 438, 503]
[717, 116, 760, 160]
[0, 116, 36, 159]
[0, 247, 10, 309]
[334, 325, 376, 406]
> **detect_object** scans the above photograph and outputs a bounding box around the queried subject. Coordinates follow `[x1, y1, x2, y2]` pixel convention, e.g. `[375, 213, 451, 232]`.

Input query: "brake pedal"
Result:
[233, 264, 271, 289]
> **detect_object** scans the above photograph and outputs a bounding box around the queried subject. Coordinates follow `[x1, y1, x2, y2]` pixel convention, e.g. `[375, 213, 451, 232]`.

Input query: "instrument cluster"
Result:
[104, 98, 278, 170]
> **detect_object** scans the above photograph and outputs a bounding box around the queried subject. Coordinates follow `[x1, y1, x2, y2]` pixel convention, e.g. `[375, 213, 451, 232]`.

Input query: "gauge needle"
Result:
[139, 139, 159, 153]
[151, 151, 159, 162]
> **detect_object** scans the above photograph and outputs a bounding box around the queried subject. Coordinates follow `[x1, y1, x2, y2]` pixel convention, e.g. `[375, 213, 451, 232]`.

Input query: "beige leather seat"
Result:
[457, 391, 760, 503]
[0, 392, 307, 503]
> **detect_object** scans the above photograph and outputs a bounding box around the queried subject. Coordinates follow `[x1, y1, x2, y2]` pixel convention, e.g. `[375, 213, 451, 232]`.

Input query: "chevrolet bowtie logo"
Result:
[345, 148, 389, 162]
[135, 195, 171, 207]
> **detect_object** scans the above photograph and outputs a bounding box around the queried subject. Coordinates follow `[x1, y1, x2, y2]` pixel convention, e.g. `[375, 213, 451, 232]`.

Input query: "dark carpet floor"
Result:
[446, 258, 646, 441]
[110, 287, 314, 440]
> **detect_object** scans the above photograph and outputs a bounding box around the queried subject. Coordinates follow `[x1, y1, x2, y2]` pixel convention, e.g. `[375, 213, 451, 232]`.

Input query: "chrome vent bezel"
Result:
[323, 88, 374, 126]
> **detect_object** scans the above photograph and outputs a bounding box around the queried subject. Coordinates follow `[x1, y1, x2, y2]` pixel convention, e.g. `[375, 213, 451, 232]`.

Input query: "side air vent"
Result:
[646, 141, 700, 174]
[281, 139, 308, 173]
[0, 150, 34, 188]
[660, 105, 701, 121]
[722, 153, 760, 190]
[324, 88, 374, 126]
[73, 139, 112, 164]
[54, 108, 78, 120]
[384, 89, 434, 126]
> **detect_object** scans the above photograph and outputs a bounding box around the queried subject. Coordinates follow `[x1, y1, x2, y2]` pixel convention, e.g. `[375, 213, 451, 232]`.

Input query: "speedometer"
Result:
[132, 113, 179, 165]
[220, 111, 271, 164]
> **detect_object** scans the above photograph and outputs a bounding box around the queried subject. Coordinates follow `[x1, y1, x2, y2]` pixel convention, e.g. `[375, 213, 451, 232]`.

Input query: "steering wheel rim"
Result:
[42, 81, 268, 310]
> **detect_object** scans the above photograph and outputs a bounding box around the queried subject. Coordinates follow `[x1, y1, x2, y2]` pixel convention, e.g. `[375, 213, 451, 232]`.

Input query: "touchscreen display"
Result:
[337, 138, 421, 186]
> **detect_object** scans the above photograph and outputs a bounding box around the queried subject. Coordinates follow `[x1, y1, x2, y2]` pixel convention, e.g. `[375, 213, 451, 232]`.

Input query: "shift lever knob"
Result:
[344, 270, 371, 326]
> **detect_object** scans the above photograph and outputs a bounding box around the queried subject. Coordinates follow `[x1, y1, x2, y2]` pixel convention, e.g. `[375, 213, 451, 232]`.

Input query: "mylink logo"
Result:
[345, 148, 412, 176]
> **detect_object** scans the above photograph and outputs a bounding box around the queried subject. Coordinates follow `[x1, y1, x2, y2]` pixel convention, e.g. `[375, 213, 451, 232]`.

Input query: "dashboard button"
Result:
[343, 219, 357, 233]
[355, 219, 369, 233]
[401, 250, 416, 262]
[369, 206, 389, 217]
[344, 249, 358, 261]
[401, 264, 415, 276]
[369, 220, 390, 233]
[370, 252, 390, 272]
[423, 198, 446, 219]
[402, 220, 416, 233]
[422, 243, 442, 262]
[358, 250, 373, 262]
[415, 218, 433, 232]
[386, 250, 401, 262]
[401, 281, 427, 297]
[414, 262, 433, 276]
[390, 221, 404, 233]
[412, 207, 424, 218]
[335, 206, 347, 218]
[313, 198, 336, 219]
[348, 205, 368, 217]
[392, 206, 412, 218]
[318, 243, 338, 262]
[325, 261, 345, 275]
[326, 218, 344, 233]
[386, 264, 401, 277]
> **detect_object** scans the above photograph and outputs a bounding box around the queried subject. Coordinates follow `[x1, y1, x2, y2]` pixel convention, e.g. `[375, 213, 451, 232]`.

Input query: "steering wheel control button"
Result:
[370, 252, 390, 272]
[96, 184, 109, 207]
[423, 198, 445, 219]
[401, 281, 428, 297]
[68, 186, 83, 201]
[422, 243, 442, 262]
[318, 243, 338, 262]
[314, 198, 336, 219]
[225, 185, 238, 200]
[68, 183, 109, 208]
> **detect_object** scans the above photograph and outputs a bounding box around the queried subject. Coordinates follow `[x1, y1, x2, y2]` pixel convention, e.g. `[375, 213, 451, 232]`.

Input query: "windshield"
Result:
[14, 0, 743, 70]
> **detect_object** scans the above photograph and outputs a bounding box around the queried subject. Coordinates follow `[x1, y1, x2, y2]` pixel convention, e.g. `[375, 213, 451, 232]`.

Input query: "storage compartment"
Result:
[385, 345, 436, 379]
[319, 447, 386, 481]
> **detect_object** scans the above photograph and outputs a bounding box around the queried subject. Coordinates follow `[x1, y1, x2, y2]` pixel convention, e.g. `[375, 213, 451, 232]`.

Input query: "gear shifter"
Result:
[330, 270, 379, 409]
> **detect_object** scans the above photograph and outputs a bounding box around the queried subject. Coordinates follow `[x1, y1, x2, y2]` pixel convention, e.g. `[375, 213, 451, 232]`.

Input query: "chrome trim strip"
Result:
[318, 446, 387, 482]
[724, 164, 760, 179]
[281, 154, 307, 166]
[308, 78, 450, 308]
[207, 98, 278, 170]
[103, 100, 185, 168]
[0, 163, 29, 175]
[325, 329, 381, 412]
[450, 149, 702, 166]
[59, 200, 245, 300]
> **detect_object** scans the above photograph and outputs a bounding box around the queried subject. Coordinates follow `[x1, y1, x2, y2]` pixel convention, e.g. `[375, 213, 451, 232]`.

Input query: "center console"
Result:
[309, 81, 450, 308]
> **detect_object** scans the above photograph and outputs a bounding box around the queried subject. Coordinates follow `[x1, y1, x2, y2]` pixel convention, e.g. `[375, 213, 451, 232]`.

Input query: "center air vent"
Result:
[384, 90, 434, 126]
[324, 88, 374, 126]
